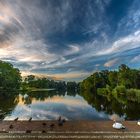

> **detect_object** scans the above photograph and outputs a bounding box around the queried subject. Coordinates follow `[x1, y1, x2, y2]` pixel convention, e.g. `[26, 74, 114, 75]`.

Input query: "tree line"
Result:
[80, 64, 140, 103]
[0, 60, 78, 92]
[1, 59, 140, 101]
[22, 75, 78, 91]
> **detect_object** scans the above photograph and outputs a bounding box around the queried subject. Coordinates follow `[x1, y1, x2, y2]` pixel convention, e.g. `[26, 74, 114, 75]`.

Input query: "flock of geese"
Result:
[8, 116, 140, 130]
[9, 116, 66, 132]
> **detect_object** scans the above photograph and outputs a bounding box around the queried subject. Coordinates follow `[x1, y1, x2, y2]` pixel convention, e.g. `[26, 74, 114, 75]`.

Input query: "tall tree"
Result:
[0, 60, 21, 90]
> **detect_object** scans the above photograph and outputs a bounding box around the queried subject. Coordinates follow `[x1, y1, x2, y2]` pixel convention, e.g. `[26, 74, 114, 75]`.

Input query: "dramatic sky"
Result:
[0, 0, 140, 81]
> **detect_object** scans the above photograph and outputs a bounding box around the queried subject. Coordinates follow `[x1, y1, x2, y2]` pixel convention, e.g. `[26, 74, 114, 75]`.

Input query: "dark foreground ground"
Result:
[0, 121, 140, 140]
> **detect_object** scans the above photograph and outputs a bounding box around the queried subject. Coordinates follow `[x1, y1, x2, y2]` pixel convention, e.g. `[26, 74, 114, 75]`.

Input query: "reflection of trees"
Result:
[0, 90, 78, 119]
[67, 91, 77, 96]
[1, 89, 140, 120]
[19, 90, 77, 105]
[80, 90, 140, 120]
[28, 90, 65, 100]
[0, 92, 18, 120]
[125, 102, 140, 120]
[79, 64, 140, 120]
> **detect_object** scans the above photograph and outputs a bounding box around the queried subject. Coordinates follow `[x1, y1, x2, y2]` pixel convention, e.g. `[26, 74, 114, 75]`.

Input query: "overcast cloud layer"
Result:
[0, 0, 140, 81]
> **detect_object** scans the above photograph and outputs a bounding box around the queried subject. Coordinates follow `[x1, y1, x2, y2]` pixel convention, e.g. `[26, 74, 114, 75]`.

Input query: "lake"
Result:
[0, 90, 140, 121]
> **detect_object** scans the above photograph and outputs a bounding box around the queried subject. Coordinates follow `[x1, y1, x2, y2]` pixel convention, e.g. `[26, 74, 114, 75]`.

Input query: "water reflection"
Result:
[0, 90, 140, 120]
[80, 91, 140, 120]
[0, 92, 18, 120]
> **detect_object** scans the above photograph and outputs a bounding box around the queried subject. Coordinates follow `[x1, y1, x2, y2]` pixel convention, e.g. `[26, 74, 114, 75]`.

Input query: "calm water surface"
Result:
[0, 90, 140, 120]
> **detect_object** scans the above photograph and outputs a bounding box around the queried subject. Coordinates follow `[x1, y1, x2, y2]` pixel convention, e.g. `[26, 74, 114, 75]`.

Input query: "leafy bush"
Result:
[127, 89, 140, 103]
[112, 86, 126, 96]
[97, 88, 109, 96]
[97, 85, 112, 96]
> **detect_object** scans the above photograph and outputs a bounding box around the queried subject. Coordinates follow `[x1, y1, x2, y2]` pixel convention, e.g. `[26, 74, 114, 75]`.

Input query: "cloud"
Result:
[48, 71, 90, 81]
[131, 55, 140, 63]
[104, 58, 119, 67]
[0, 0, 83, 76]
[96, 30, 140, 56]
[21, 70, 90, 81]
[116, 0, 140, 34]
[65, 45, 80, 55]
[0, 0, 140, 81]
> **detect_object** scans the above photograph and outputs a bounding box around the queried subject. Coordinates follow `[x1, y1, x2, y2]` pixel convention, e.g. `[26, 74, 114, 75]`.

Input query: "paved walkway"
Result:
[0, 121, 140, 139]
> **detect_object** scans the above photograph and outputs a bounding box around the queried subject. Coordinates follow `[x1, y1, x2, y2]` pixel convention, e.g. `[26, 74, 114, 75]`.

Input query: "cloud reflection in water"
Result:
[4, 94, 109, 120]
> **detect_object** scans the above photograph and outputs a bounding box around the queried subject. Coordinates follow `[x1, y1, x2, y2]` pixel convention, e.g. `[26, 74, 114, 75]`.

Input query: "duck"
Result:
[42, 130, 46, 133]
[62, 118, 66, 123]
[26, 130, 32, 133]
[58, 116, 61, 122]
[112, 121, 125, 129]
[42, 122, 46, 126]
[58, 116, 63, 126]
[49, 123, 55, 130]
[9, 124, 13, 129]
[28, 117, 32, 122]
[14, 117, 18, 121]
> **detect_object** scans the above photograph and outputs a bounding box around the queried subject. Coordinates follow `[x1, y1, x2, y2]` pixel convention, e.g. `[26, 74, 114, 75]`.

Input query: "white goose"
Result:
[112, 121, 125, 129]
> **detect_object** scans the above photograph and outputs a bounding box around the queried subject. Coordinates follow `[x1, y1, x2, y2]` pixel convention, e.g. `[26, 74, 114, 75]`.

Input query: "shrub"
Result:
[127, 89, 140, 103]
[97, 88, 109, 96]
[112, 85, 126, 96]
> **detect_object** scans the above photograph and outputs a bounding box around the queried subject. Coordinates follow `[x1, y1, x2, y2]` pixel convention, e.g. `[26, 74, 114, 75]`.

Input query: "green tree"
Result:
[0, 60, 21, 90]
[67, 82, 77, 91]
[108, 71, 118, 88]
[118, 64, 132, 88]
[25, 75, 35, 82]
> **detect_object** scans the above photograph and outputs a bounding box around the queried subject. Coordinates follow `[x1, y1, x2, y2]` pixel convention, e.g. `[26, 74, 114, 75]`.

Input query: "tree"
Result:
[80, 64, 140, 94]
[25, 75, 35, 83]
[67, 82, 77, 91]
[119, 64, 130, 72]
[118, 64, 132, 88]
[108, 71, 118, 88]
[0, 60, 21, 90]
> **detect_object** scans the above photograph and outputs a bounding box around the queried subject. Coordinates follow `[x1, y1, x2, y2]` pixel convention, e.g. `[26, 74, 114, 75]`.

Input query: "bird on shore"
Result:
[112, 120, 125, 129]
[58, 116, 61, 121]
[26, 130, 32, 133]
[50, 123, 55, 127]
[14, 117, 18, 121]
[49, 123, 55, 130]
[58, 116, 66, 126]
[42, 130, 46, 133]
[42, 122, 46, 126]
[28, 117, 32, 122]
[58, 116, 63, 126]
[9, 124, 13, 129]
[62, 118, 66, 123]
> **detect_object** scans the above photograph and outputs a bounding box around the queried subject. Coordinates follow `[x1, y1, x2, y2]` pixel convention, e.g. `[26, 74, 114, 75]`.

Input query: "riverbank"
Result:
[0, 121, 140, 139]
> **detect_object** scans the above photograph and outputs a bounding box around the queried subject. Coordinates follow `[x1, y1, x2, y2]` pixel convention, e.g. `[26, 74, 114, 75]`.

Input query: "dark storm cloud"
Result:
[0, 0, 140, 81]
